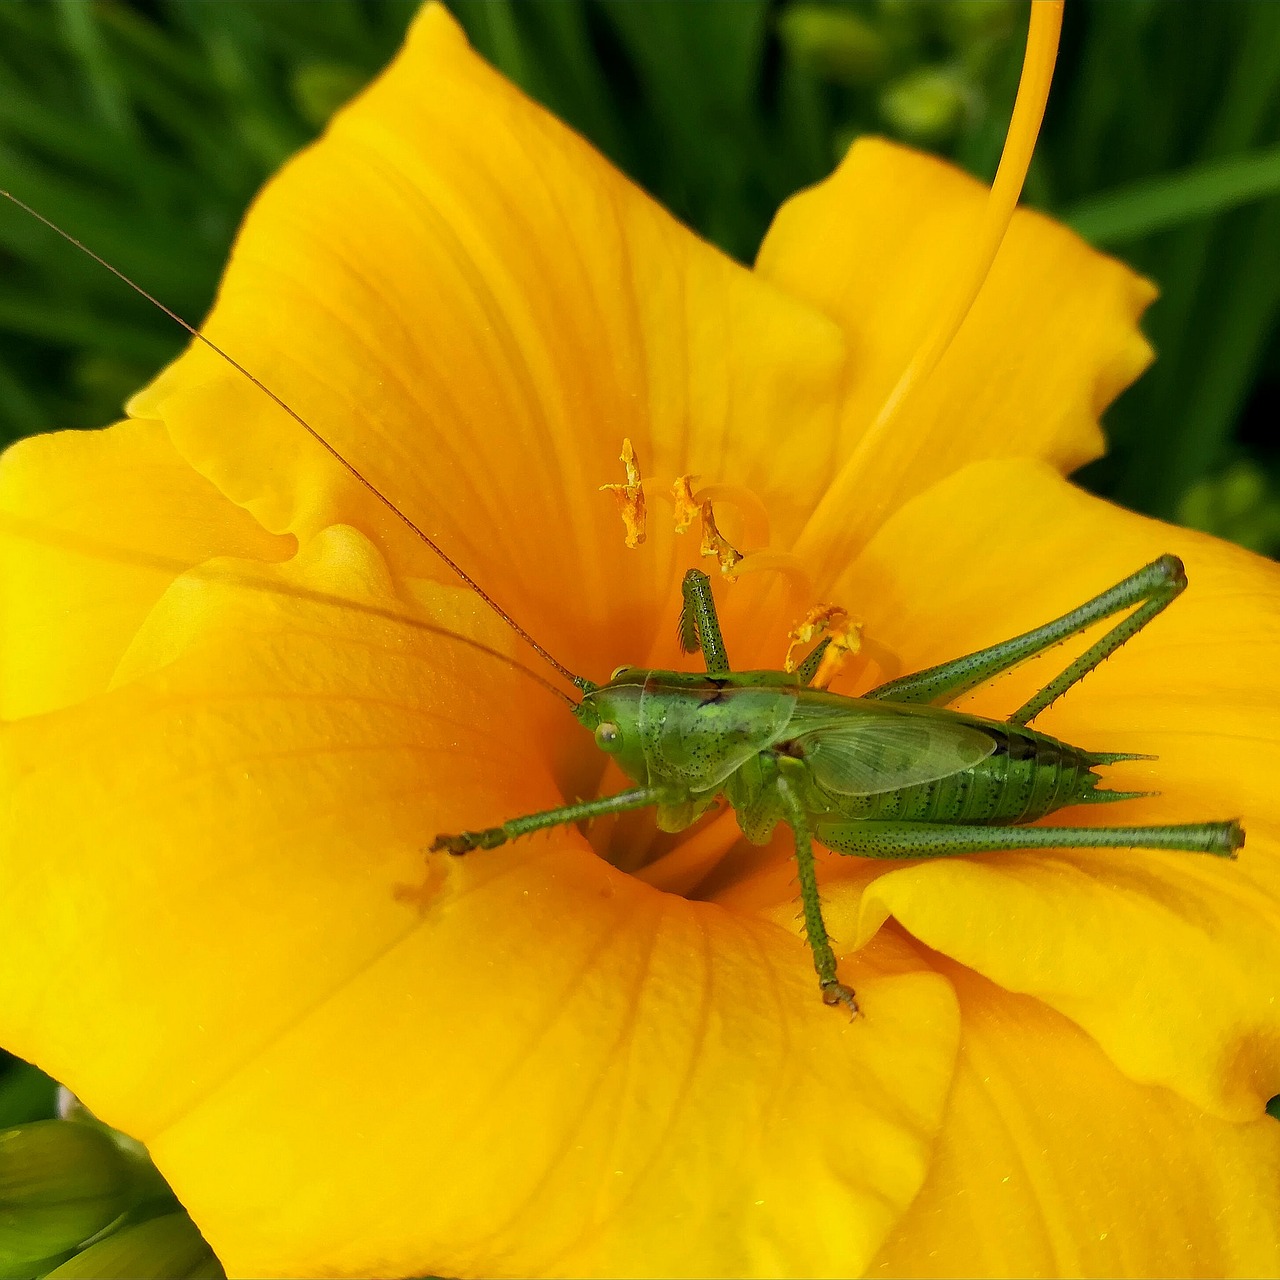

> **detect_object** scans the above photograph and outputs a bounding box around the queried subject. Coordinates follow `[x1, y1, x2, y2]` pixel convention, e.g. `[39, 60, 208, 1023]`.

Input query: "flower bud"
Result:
[0, 1121, 131, 1272]
[42, 1213, 224, 1279]
[777, 5, 888, 85]
[879, 67, 967, 142]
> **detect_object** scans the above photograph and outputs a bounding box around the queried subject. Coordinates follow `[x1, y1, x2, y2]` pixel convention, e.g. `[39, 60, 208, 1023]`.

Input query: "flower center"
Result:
[590, 441, 904, 885]
[603, 437, 818, 616]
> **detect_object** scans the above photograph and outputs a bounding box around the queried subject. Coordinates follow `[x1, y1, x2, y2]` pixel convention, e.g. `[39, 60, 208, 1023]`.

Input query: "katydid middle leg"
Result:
[865, 555, 1186, 726]
[776, 760, 858, 1015]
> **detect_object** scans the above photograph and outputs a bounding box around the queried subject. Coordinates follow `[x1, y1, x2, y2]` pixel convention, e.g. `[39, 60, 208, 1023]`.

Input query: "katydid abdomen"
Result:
[815, 716, 1114, 825]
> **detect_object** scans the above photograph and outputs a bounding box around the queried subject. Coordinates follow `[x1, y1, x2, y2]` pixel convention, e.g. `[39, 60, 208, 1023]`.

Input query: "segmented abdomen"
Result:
[836, 725, 1098, 824]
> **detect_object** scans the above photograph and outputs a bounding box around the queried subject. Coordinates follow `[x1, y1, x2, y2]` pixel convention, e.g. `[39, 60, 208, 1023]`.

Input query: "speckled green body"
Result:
[436, 558, 1242, 1011]
[577, 669, 1125, 849]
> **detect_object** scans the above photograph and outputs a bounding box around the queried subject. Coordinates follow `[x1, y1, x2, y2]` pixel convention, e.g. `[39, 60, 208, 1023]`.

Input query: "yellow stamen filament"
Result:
[689, 483, 772, 548]
[798, 0, 1064, 549]
[599, 437, 647, 547]
[665, 478, 772, 548]
[699, 500, 744, 575]
[731, 549, 814, 609]
[811, 634, 860, 690]
[853, 632, 904, 688]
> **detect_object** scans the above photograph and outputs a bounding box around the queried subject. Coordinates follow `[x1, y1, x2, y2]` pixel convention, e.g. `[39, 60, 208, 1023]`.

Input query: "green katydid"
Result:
[0, 189, 1244, 1019]
[432, 558, 1243, 1015]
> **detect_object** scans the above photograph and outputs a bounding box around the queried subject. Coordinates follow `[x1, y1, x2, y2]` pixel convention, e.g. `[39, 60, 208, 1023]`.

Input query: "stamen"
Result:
[671, 475, 701, 533]
[785, 604, 863, 685]
[811, 638, 859, 690]
[699, 501, 744, 575]
[854, 632, 904, 687]
[797, 0, 1064, 551]
[599, 437, 647, 547]
[690, 483, 772, 548]
[668, 477, 772, 548]
[732, 550, 814, 609]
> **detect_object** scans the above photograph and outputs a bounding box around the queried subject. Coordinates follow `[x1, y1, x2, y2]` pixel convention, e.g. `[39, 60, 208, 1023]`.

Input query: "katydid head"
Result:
[572, 667, 649, 786]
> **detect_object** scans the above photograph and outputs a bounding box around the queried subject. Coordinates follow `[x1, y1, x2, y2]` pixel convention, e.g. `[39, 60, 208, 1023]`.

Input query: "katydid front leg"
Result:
[678, 569, 731, 673]
[432, 787, 664, 854]
[679, 566, 833, 685]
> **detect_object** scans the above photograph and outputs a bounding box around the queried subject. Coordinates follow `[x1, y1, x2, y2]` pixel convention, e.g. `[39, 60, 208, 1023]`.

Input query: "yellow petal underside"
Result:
[127, 2, 846, 688]
[0, 519, 960, 1278]
[756, 138, 1156, 584]
[870, 964, 1280, 1278]
[0, 420, 289, 719]
[826, 458, 1280, 1121]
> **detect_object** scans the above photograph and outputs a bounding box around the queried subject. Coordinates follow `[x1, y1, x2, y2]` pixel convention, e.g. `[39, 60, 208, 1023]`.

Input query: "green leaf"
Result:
[0, 1064, 57, 1130]
[0, 1123, 132, 1273]
[1066, 144, 1280, 246]
[41, 1214, 224, 1280]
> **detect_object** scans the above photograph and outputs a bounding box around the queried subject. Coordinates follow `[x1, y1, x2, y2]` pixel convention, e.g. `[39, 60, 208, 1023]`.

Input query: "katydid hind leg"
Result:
[816, 817, 1244, 860]
[776, 765, 858, 1016]
[864, 556, 1186, 724]
[432, 787, 663, 854]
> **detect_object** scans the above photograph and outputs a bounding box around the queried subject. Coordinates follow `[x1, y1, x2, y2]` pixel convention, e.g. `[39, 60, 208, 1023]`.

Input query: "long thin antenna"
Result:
[0, 187, 588, 693]
[1, 512, 576, 708]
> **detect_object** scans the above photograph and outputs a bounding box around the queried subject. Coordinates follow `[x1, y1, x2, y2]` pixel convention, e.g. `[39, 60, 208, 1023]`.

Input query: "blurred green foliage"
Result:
[0, 1059, 223, 1278]
[0, 0, 1277, 552]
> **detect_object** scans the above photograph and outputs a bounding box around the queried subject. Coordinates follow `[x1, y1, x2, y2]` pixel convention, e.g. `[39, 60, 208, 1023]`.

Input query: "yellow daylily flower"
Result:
[2, 3, 1279, 1277]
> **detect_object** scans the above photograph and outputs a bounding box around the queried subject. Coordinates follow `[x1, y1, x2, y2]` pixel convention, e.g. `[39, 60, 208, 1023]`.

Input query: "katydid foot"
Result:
[821, 978, 859, 1019]
[429, 828, 507, 855]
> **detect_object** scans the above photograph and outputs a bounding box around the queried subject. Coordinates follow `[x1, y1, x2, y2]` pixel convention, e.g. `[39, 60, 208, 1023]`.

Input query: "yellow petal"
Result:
[0, 419, 289, 719]
[832, 458, 1280, 1119]
[127, 3, 845, 686]
[0, 522, 960, 1278]
[755, 138, 1156, 582]
[870, 965, 1280, 1278]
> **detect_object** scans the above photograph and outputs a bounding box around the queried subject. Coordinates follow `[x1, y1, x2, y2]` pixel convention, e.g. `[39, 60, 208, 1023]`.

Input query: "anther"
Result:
[785, 604, 863, 687]
[699, 500, 744, 576]
[600, 438, 647, 548]
[671, 475, 701, 534]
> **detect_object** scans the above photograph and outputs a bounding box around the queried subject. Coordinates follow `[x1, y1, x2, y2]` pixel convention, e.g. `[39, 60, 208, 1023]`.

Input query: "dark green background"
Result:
[0, 0, 1278, 551]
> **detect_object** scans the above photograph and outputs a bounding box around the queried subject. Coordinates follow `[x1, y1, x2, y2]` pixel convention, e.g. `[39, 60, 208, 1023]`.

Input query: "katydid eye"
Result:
[594, 721, 622, 752]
